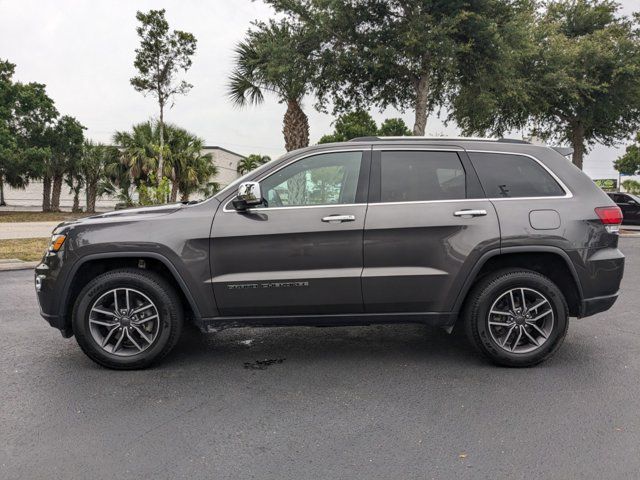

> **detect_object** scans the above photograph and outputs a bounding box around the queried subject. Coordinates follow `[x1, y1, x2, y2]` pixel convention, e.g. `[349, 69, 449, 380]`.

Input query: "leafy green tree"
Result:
[318, 110, 378, 144]
[228, 19, 316, 151]
[46, 115, 85, 212]
[164, 127, 217, 202]
[114, 120, 218, 205]
[64, 168, 84, 212]
[267, 0, 532, 135]
[101, 153, 135, 207]
[237, 154, 271, 175]
[81, 141, 119, 213]
[113, 121, 159, 187]
[622, 179, 640, 194]
[0, 60, 58, 209]
[455, 1, 640, 170]
[614, 133, 640, 176]
[378, 118, 412, 137]
[131, 9, 197, 183]
[318, 111, 412, 143]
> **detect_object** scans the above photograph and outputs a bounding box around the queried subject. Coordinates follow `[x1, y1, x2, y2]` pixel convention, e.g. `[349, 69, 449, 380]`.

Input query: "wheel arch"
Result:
[453, 246, 584, 319]
[60, 252, 202, 333]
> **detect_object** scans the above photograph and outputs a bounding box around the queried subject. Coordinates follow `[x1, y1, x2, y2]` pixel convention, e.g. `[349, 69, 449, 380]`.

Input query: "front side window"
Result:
[380, 151, 466, 202]
[469, 152, 565, 198]
[259, 151, 363, 208]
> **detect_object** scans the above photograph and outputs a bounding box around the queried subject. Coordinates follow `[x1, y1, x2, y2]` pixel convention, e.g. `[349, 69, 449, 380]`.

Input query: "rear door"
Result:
[210, 149, 371, 316]
[362, 146, 500, 313]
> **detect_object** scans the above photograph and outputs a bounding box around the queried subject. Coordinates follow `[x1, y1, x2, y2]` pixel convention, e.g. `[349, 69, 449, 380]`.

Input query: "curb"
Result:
[0, 261, 39, 272]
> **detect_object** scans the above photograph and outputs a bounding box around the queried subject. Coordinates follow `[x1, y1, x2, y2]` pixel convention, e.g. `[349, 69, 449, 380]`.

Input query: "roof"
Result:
[347, 136, 530, 144]
[202, 146, 245, 158]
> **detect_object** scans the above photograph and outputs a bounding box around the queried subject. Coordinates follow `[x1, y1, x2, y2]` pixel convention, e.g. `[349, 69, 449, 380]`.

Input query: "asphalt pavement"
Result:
[1, 239, 640, 480]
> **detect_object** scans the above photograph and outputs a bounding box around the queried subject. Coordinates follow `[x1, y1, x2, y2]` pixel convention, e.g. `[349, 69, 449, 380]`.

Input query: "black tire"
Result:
[463, 269, 569, 367]
[72, 268, 183, 370]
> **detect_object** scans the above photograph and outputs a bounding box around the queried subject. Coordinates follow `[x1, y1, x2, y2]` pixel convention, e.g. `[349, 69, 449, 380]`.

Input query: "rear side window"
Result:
[380, 151, 466, 202]
[468, 152, 565, 198]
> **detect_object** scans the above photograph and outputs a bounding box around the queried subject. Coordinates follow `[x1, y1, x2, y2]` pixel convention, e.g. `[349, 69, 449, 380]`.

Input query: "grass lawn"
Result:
[0, 211, 93, 223]
[0, 237, 49, 261]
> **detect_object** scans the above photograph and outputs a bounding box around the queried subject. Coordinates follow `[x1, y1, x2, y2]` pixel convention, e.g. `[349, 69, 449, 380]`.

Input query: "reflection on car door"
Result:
[210, 149, 371, 316]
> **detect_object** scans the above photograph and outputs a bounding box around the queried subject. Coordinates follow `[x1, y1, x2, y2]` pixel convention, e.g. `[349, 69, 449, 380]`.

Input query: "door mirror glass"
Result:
[233, 182, 263, 210]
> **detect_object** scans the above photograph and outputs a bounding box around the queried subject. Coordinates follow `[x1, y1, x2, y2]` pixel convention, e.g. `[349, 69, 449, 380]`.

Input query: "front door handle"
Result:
[322, 214, 356, 223]
[453, 209, 487, 217]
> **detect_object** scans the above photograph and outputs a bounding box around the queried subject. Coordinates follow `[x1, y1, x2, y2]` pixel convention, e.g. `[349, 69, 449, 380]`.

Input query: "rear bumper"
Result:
[579, 292, 619, 318]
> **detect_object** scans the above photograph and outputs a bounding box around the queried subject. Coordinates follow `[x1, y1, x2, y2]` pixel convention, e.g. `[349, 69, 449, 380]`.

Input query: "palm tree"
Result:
[228, 20, 316, 152]
[237, 154, 271, 175]
[165, 127, 218, 202]
[113, 121, 160, 187]
[81, 141, 119, 213]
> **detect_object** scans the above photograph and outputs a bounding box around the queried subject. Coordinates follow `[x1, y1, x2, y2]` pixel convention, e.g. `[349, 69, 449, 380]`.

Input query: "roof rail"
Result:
[347, 136, 530, 144]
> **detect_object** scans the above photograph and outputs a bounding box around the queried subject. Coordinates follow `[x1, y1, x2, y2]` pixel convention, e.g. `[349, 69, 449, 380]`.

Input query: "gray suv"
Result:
[35, 138, 625, 369]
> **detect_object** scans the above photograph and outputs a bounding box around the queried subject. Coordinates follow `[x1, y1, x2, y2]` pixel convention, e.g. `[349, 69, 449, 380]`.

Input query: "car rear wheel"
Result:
[72, 268, 183, 369]
[463, 269, 569, 367]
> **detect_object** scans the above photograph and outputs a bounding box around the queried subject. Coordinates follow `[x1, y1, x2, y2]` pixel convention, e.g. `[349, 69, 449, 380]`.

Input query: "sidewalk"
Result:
[0, 221, 59, 240]
[0, 259, 39, 271]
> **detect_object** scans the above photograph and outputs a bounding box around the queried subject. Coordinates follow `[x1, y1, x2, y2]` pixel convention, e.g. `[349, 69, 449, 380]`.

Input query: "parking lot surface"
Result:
[1, 239, 639, 480]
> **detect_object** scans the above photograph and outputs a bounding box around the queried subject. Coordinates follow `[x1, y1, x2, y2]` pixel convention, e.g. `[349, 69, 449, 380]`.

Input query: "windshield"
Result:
[628, 194, 640, 203]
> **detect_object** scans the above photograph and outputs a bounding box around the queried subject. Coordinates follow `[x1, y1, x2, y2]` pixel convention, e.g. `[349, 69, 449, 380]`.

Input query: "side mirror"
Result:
[232, 181, 263, 211]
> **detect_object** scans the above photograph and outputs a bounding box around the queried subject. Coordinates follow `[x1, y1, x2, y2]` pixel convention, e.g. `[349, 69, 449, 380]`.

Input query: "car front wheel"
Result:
[72, 268, 183, 370]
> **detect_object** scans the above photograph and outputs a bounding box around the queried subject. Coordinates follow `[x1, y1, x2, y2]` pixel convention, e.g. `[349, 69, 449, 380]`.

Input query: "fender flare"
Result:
[451, 245, 584, 314]
[59, 251, 203, 321]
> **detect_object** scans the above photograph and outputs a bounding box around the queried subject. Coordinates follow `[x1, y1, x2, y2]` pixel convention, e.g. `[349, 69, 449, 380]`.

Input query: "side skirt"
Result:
[200, 312, 457, 333]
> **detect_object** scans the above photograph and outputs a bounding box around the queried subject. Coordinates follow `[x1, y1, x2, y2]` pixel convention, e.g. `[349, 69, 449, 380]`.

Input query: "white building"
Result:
[2, 146, 244, 210]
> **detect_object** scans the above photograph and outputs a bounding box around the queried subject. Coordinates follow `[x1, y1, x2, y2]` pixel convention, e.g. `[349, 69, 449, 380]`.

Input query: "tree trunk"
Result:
[282, 99, 310, 205]
[158, 104, 165, 186]
[50, 174, 63, 212]
[42, 175, 52, 212]
[0, 176, 5, 206]
[72, 186, 81, 213]
[170, 180, 179, 203]
[86, 182, 97, 213]
[412, 75, 430, 136]
[283, 99, 309, 152]
[570, 125, 586, 170]
[180, 191, 189, 202]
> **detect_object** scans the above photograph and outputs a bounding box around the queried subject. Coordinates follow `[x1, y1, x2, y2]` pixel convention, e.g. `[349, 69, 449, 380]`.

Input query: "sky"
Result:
[1, 0, 639, 180]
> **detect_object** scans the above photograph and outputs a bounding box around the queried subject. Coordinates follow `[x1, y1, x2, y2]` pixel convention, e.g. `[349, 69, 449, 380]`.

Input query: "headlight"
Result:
[48, 234, 66, 252]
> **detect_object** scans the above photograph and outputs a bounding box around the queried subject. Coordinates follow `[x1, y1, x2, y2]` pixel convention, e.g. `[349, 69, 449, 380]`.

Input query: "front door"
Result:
[362, 148, 500, 313]
[210, 149, 370, 316]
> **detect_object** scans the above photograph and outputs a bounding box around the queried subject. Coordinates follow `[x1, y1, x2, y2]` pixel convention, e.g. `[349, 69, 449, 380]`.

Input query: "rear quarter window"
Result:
[468, 152, 565, 198]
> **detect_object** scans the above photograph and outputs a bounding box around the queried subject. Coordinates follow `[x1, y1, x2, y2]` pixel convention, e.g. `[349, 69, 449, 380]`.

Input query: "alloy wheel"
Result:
[88, 288, 160, 357]
[487, 287, 554, 354]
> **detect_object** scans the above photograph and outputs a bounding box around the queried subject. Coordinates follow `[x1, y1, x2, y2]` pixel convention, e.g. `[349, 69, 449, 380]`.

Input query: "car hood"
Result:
[54, 203, 185, 231]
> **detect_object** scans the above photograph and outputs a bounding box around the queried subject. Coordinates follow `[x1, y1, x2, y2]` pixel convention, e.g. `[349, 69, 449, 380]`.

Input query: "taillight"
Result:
[595, 206, 623, 233]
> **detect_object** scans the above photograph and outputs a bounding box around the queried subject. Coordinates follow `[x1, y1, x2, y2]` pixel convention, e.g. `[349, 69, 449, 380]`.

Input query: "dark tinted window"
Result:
[469, 152, 565, 198]
[380, 151, 466, 202]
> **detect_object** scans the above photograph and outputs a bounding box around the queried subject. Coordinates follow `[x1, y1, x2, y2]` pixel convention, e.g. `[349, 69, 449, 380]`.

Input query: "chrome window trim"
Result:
[222, 146, 573, 212]
[222, 148, 367, 213]
[368, 198, 490, 207]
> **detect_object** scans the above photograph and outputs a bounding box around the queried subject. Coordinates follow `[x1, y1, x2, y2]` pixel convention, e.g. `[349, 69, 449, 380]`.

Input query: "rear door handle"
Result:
[453, 209, 487, 217]
[322, 214, 356, 223]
